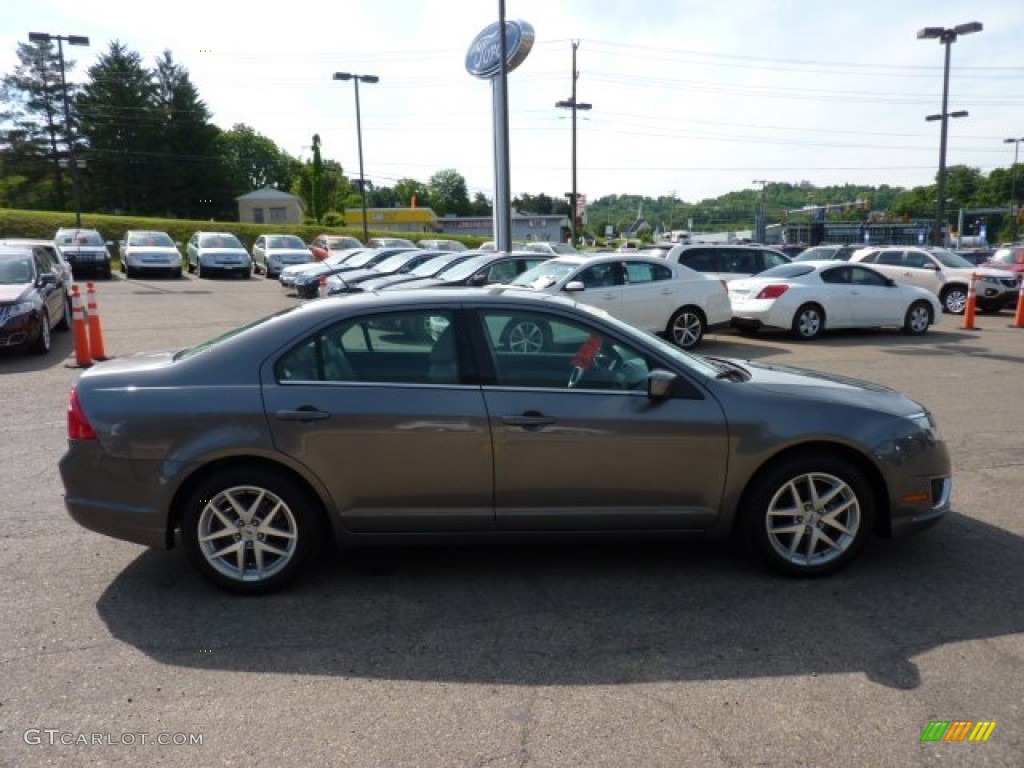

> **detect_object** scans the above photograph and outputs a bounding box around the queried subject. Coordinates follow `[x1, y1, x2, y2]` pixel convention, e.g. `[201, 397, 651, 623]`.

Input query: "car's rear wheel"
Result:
[500, 317, 552, 352]
[743, 453, 874, 577]
[941, 285, 967, 314]
[790, 304, 824, 340]
[667, 306, 705, 350]
[182, 468, 322, 595]
[902, 300, 932, 335]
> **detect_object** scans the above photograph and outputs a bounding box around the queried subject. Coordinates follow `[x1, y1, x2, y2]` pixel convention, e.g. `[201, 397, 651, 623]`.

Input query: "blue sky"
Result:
[2, 0, 1022, 204]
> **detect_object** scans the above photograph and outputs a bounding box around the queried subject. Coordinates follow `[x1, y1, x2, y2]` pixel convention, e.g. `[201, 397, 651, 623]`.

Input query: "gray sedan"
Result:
[59, 289, 951, 594]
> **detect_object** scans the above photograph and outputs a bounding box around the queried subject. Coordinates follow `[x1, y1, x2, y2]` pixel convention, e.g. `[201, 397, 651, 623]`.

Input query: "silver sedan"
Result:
[60, 289, 951, 594]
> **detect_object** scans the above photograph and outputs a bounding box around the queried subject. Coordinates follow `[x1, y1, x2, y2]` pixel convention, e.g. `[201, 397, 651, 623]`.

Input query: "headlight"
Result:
[908, 411, 941, 440]
[8, 301, 35, 316]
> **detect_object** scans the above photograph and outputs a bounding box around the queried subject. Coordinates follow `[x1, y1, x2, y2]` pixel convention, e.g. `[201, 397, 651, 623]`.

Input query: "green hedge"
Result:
[0, 208, 485, 251]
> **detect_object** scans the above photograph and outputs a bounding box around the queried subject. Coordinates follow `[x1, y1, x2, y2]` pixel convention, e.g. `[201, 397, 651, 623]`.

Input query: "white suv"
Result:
[507, 253, 731, 349]
[849, 246, 1017, 314]
[121, 230, 183, 278]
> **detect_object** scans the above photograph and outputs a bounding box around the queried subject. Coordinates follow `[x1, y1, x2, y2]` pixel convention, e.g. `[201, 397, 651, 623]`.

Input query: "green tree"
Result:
[76, 41, 162, 213]
[428, 168, 470, 216]
[393, 177, 429, 208]
[218, 123, 293, 196]
[0, 39, 77, 210]
[151, 51, 225, 218]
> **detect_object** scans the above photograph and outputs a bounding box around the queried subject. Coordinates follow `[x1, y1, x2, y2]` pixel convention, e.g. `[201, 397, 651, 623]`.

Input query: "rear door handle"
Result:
[275, 406, 331, 422]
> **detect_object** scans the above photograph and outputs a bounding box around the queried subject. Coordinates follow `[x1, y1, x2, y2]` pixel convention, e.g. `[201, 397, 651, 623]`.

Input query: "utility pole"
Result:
[556, 41, 592, 244]
[752, 180, 770, 242]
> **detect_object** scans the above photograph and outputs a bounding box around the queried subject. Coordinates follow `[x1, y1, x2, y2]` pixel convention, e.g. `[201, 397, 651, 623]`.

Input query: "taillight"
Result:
[68, 387, 97, 440]
[756, 284, 790, 300]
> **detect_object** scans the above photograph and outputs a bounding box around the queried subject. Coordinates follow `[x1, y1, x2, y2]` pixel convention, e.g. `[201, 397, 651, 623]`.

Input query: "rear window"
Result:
[757, 263, 817, 279]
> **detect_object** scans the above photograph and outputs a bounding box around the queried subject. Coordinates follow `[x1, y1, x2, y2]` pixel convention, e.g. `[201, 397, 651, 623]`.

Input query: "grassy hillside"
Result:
[0, 209, 483, 251]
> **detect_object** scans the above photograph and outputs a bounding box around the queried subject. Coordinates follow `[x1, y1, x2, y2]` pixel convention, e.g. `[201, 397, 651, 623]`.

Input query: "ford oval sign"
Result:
[465, 20, 535, 80]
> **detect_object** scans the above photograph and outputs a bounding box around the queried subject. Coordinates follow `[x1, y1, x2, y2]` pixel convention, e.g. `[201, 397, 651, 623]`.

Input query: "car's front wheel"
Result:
[941, 285, 967, 314]
[182, 468, 323, 594]
[902, 300, 932, 335]
[743, 453, 875, 577]
[33, 310, 52, 355]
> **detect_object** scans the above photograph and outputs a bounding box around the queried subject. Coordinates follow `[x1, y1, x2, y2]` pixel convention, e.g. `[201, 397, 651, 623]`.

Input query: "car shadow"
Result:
[95, 512, 1024, 690]
[0, 331, 77, 372]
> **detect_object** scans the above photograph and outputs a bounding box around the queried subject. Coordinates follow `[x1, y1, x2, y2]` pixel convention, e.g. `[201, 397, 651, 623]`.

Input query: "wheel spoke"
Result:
[788, 527, 806, 557]
[208, 540, 243, 562]
[198, 527, 235, 544]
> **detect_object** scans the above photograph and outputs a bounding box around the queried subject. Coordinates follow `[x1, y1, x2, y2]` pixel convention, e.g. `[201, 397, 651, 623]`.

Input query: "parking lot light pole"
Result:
[29, 31, 89, 228]
[1005, 137, 1024, 241]
[333, 72, 379, 244]
[918, 22, 982, 247]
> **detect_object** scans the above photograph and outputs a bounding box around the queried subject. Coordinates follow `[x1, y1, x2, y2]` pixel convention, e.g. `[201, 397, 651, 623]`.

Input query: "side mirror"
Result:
[647, 369, 677, 400]
[923, 262, 940, 271]
[885, 278, 895, 287]
[564, 280, 585, 292]
[39, 272, 58, 286]
[467, 273, 488, 286]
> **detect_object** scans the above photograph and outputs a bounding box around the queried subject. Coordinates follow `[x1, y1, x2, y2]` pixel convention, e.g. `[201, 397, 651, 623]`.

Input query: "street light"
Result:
[28, 31, 89, 228]
[1004, 137, 1024, 240]
[917, 21, 982, 246]
[332, 71, 379, 243]
[555, 40, 591, 244]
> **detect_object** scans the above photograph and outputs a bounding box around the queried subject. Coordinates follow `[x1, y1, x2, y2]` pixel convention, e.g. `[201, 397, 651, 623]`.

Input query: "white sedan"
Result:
[507, 253, 732, 349]
[728, 260, 942, 340]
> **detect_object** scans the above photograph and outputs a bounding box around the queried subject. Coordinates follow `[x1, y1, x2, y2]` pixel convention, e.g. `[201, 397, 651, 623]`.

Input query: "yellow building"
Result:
[346, 207, 439, 233]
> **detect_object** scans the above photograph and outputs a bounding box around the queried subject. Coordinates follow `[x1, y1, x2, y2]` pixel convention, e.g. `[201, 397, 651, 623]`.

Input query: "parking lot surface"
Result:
[2, 272, 1022, 766]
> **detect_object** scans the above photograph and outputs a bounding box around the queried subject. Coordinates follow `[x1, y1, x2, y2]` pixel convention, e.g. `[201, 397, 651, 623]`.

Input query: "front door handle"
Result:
[275, 406, 331, 422]
[501, 412, 555, 428]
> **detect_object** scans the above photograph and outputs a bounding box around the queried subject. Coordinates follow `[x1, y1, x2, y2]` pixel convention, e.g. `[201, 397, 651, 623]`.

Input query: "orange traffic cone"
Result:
[70, 286, 92, 368]
[961, 273, 977, 330]
[85, 282, 108, 360]
[1012, 275, 1024, 329]
[318, 275, 329, 298]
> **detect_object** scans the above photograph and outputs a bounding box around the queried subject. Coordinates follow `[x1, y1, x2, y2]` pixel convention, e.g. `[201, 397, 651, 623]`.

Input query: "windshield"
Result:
[991, 248, 1022, 265]
[510, 261, 576, 289]
[794, 246, 838, 261]
[339, 250, 383, 268]
[325, 249, 362, 266]
[128, 232, 175, 247]
[930, 248, 973, 269]
[58, 230, 104, 246]
[200, 234, 243, 249]
[0, 254, 34, 284]
[437, 254, 497, 281]
[374, 252, 420, 272]
[411, 253, 467, 277]
[268, 236, 306, 249]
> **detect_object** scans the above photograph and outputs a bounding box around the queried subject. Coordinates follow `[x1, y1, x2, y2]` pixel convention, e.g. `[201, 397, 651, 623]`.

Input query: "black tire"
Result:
[902, 300, 932, 335]
[666, 306, 706, 350]
[177, 267, 185, 279]
[500, 317, 552, 352]
[103, 264, 113, 280]
[790, 303, 824, 340]
[182, 467, 323, 595]
[941, 285, 967, 315]
[197, 262, 204, 279]
[125, 265, 135, 279]
[33, 310, 52, 355]
[55, 295, 71, 332]
[187, 260, 195, 275]
[742, 452, 875, 577]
